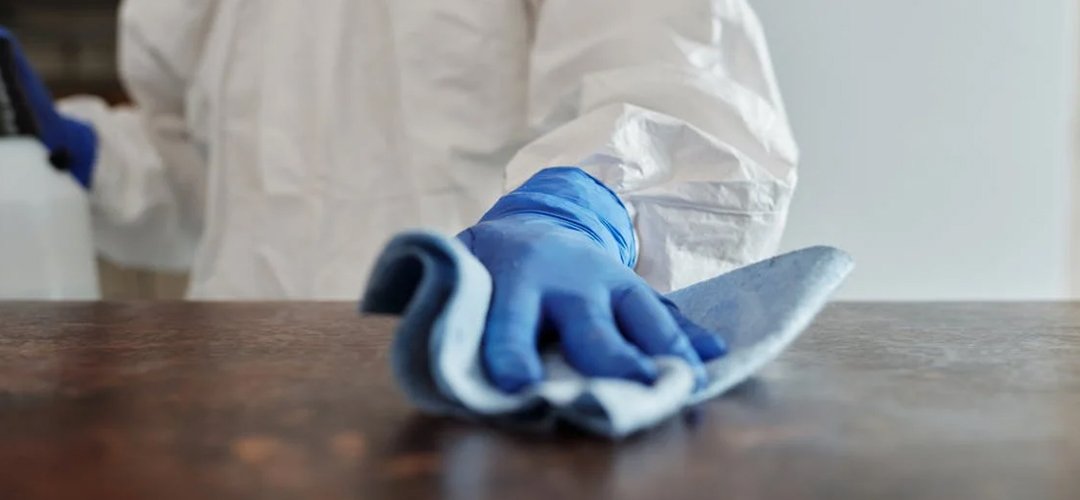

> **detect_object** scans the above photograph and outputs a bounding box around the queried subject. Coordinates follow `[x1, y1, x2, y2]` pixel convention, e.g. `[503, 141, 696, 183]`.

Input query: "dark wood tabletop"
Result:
[1, 302, 1078, 500]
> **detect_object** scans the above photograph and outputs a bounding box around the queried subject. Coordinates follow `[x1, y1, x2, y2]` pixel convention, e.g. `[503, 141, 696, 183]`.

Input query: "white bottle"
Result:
[0, 137, 100, 299]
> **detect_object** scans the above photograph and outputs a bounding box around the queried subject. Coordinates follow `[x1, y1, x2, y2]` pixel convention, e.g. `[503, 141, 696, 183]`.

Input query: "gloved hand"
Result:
[457, 167, 727, 393]
[0, 27, 97, 188]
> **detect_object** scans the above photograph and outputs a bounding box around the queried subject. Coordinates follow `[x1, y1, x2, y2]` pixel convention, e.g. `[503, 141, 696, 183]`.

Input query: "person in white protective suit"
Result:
[3, 0, 797, 391]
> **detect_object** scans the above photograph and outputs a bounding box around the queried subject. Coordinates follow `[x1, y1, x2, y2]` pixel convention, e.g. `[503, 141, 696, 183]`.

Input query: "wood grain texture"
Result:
[0, 302, 1078, 499]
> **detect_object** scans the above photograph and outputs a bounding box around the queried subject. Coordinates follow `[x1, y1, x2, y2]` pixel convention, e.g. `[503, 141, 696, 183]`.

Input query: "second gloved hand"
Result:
[0, 27, 97, 188]
[457, 167, 727, 393]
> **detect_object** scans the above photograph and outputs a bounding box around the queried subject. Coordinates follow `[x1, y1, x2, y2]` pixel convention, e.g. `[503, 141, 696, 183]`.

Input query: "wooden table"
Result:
[1, 302, 1078, 499]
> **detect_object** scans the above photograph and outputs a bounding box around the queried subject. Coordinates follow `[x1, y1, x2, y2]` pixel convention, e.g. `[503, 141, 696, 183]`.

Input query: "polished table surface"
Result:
[1, 302, 1078, 499]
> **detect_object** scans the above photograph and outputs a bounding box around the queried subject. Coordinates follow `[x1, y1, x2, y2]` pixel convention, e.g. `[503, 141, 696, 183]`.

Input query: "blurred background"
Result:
[2, 0, 1076, 301]
[0, 0, 121, 100]
[759, 0, 1078, 300]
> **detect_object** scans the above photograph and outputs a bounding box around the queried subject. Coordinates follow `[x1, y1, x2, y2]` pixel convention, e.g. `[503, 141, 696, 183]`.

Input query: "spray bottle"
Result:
[0, 38, 99, 299]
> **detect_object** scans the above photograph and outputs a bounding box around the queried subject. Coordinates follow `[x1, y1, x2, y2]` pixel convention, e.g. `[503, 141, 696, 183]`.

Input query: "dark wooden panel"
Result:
[1, 0, 124, 100]
[0, 302, 1078, 499]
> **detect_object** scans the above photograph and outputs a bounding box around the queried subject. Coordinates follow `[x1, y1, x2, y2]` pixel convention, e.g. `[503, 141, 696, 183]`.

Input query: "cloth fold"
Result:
[361, 231, 853, 438]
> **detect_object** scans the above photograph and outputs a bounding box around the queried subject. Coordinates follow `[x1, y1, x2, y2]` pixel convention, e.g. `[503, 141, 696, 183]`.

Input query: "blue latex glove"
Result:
[0, 27, 97, 188]
[457, 167, 727, 392]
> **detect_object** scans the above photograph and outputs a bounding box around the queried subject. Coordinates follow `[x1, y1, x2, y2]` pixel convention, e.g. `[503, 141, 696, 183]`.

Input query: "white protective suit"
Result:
[59, 0, 798, 299]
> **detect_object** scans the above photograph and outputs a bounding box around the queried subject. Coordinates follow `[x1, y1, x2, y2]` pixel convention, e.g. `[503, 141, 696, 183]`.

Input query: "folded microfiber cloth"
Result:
[361, 231, 853, 438]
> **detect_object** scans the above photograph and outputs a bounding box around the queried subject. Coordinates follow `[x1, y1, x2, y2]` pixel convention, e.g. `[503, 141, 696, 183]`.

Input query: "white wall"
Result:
[752, 0, 1077, 300]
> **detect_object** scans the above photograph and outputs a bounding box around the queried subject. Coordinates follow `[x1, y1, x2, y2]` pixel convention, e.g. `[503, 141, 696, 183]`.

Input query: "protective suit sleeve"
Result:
[508, 0, 799, 292]
[56, 0, 214, 271]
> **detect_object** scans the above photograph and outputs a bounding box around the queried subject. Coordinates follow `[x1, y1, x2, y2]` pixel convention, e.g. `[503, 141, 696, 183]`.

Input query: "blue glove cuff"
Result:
[54, 116, 98, 189]
[480, 167, 637, 268]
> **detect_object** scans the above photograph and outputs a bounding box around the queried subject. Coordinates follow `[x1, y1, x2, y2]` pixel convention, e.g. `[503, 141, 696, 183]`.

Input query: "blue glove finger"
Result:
[481, 283, 545, 393]
[545, 293, 658, 384]
[659, 297, 728, 361]
[613, 285, 707, 387]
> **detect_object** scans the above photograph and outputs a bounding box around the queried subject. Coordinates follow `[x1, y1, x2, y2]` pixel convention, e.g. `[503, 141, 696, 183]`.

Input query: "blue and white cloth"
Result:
[361, 231, 853, 438]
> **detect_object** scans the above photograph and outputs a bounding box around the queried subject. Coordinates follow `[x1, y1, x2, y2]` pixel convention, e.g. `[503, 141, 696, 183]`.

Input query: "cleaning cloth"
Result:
[361, 231, 853, 438]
